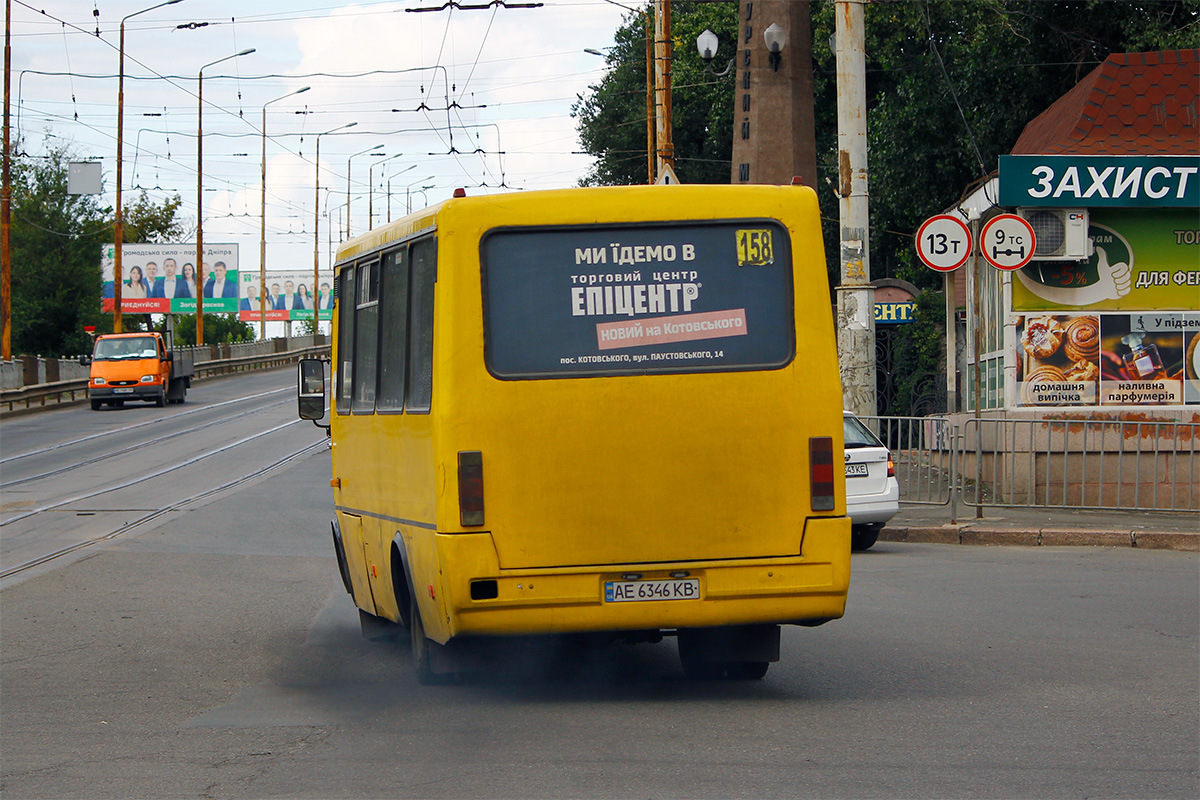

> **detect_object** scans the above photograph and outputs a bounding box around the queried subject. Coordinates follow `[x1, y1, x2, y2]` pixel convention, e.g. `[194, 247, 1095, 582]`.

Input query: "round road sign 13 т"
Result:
[916, 214, 972, 272]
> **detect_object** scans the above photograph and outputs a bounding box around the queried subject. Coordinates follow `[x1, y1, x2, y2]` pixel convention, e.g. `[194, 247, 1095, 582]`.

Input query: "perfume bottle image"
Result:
[1121, 332, 1166, 381]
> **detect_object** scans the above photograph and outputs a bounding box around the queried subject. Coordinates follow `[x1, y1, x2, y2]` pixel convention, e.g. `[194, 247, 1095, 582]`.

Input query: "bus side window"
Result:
[406, 237, 436, 414]
[352, 260, 380, 414]
[335, 266, 357, 415]
[376, 245, 410, 412]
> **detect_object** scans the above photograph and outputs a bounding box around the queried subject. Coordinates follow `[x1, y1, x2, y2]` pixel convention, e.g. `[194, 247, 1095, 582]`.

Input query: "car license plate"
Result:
[845, 462, 869, 477]
[605, 578, 699, 603]
[113, 387, 135, 394]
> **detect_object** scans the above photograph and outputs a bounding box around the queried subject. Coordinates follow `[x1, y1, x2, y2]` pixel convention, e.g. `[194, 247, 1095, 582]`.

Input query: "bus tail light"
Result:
[458, 451, 485, 526]
[810, 437, 835, 511]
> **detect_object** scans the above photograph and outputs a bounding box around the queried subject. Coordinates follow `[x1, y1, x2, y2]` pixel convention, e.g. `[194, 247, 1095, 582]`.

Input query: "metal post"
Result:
[196, 48, 254, 347]
[645, 14, 654, 184]
[834, 0, 875, 417]
[313, 122, 355, 339]
[260, 87, 309, 341]
[1, 0, 10, 361]
[345, 144, 382, 239]
[969, 217, 983, 518]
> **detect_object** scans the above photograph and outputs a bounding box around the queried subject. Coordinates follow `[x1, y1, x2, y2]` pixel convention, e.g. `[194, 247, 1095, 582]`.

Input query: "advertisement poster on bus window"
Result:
[481, 221, 796, 378]
[1016, 312, 1198, 407]
[238, 270, 333, 323]
[100, 243, 239, 315]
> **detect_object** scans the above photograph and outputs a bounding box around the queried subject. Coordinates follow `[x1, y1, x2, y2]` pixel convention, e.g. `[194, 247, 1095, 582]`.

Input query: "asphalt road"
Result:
[1, 371, 1197, 799]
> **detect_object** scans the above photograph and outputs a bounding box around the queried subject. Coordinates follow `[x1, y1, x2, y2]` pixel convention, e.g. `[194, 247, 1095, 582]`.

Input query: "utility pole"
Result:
[834, 0, 875, 417]
[2, 0, 11, 361]
[654, 0, 673, 179]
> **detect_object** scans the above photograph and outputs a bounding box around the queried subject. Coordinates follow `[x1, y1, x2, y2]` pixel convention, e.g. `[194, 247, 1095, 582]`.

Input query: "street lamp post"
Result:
[406, 176, 436, 214]
[585, 33, 653, 184]
[345, 144, 383, 239]
[385, 164, 417, 222]
[369, 153, 404, 229]
[196, 47, 254, 347]
[314, 122, 356, 335]
[115, 0, 182, 335]
[259, 86, 309, 340]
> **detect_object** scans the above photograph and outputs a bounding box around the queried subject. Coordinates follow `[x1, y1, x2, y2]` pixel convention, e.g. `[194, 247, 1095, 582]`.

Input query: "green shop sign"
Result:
[999, 155, 1199, 208]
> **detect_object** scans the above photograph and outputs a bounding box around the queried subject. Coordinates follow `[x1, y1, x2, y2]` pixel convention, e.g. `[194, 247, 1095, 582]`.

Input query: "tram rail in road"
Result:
[0, 373, 328, 589]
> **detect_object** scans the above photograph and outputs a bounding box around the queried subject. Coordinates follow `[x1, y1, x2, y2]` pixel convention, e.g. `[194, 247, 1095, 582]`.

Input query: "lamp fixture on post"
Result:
[763, 22, 787, 72]
[115, 0, 183, 335]
[314, 122, 356, 335]
[259, 85, 309, 341]
[369, 153, 404, 230]
[345, 144, 383, 239]
[196, 47, 254, 348]
[695, 29, 734, 77]
[386, 164, 418, 222]
[405, 175, 436, 214]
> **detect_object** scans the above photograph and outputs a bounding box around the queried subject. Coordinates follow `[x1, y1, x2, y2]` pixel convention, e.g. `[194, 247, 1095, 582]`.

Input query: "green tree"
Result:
[576, 1, 1198, 413]
[9, 142, 108, 356]
[114, 190, 187, 244]
[168, 313, 254, 346]
[808, 0, 1200, 291]
[573, 1, 738, 185]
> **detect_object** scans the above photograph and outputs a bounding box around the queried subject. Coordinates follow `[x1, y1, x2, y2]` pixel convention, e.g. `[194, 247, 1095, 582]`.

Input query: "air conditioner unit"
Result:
[1016, 208, 1092, 261]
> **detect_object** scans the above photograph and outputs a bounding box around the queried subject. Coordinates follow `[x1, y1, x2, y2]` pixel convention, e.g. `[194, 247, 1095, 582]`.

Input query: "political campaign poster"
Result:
[100, 243, 239, 314]
[239, 270, 334, 322]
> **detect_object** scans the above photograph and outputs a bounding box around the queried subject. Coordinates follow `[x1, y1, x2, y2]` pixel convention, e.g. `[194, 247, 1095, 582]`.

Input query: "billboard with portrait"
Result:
[239, 270, 334, 322]
[100, 243, 239, 314]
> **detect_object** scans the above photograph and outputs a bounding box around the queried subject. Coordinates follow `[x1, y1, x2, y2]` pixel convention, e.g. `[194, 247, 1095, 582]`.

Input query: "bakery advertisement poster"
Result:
[1017, 312, 1198, 407]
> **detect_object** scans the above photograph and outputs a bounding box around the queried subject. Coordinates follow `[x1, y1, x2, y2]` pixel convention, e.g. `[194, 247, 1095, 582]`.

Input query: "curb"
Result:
[880, 525, 1198, 552]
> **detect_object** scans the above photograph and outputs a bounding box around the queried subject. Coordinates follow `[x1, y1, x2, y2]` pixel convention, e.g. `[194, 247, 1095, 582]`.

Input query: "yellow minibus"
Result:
[298, 184, 850, 683]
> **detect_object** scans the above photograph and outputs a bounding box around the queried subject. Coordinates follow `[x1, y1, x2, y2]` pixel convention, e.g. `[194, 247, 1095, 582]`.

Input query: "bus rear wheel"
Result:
[410, 596, 438, 685]
[725, 661, 770, 680]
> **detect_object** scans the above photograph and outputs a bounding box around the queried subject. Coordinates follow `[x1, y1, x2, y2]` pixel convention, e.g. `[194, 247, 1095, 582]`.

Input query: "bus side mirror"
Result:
[297, 358, 326, 421]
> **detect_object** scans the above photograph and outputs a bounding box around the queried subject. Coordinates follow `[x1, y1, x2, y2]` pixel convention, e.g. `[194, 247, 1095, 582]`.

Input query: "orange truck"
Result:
[81, 332, 193, 410]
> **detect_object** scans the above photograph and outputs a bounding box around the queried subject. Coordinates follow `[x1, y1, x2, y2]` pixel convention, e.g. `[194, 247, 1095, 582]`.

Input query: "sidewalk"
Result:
[881, 504, 1199, 552]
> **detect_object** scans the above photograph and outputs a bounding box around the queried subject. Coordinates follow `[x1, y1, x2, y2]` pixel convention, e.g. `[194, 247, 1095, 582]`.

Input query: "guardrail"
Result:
[862, 415, 1198, 514]
[0, 343, 330, 417]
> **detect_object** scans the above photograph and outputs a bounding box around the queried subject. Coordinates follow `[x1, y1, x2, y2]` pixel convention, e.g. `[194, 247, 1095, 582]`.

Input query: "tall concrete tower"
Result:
[729, 0, 817, 187]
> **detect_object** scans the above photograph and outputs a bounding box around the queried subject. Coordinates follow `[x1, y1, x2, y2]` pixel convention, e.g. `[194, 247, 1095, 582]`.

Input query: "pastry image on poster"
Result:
[1016, 315, 1100, 406]
[1099, 315, 1184, 405]
[1184, 328, 1200, 404]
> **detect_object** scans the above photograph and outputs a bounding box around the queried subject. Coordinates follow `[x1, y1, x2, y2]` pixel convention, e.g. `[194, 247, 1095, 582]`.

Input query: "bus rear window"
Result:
[482, 221, 795, 379]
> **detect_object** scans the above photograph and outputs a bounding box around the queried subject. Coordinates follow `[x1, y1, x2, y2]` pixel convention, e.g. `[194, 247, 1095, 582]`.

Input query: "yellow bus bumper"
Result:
[429, 516, 850, 641]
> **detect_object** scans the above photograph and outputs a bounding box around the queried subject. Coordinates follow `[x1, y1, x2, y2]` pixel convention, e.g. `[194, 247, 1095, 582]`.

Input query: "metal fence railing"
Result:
[962, 417, 1198, 513]
[860, 415, 956, 510]
[0, 340, 330, 416]
[860, 415, 1198, 514]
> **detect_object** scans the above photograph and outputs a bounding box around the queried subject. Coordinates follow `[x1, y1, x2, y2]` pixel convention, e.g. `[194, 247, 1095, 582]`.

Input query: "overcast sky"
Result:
[10, 0, 632, 282]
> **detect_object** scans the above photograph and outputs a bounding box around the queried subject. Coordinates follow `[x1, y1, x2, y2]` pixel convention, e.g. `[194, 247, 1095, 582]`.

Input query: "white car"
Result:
[843, 411, 899, 551]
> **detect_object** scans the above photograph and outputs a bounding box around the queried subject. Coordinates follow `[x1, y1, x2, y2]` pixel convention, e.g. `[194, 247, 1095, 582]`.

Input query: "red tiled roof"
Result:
[1010, 49, 1199, 155]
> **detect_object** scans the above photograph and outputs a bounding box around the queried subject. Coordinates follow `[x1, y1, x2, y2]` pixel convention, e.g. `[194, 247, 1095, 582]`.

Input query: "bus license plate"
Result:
[113, 388, 135, 394]
[605, 579, 699, 603]
[845, 463, 869, 477]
